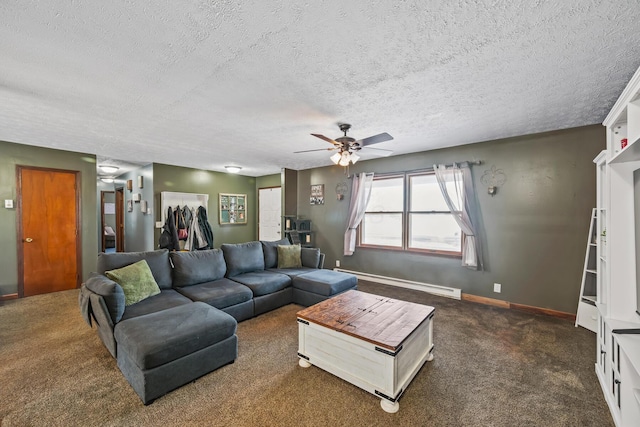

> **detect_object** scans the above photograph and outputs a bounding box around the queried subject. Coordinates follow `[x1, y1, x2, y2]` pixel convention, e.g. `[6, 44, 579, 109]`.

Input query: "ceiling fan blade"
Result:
[356, 132, 394, 147]
[294, 147, 338, 154]
[311, 133, 339, 145]
[362, 147, 394, 157]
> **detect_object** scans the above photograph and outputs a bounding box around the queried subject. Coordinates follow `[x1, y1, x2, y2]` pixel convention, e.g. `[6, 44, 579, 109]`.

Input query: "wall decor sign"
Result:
[132, 193, 141, 202]
[140, 200, 147, 213]
[127, 200, 133, 212]
[138, 176, 144, 189]
[126, 180, 133, 191]
[310, 184, 324, 205]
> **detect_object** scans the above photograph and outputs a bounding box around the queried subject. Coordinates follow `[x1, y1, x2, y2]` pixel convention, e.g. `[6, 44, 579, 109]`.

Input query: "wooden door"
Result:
[258, 187, 282, 241]
[17, 166, 81, 297]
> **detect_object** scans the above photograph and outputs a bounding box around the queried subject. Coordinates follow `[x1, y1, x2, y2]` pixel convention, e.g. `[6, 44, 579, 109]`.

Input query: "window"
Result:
[361, 175, 403, 248]
[360, 171, 462, 255]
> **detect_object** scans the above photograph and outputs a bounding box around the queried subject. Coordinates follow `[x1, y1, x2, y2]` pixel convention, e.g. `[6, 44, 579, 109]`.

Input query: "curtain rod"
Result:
[347, 160, 482, 178]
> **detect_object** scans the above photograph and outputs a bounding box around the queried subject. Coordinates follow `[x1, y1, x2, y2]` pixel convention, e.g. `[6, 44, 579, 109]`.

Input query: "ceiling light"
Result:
[225, 166, 242, 174]
[339, 152, 351, 167]
[349, 153, 360, 164]
[100, 178, 114, 183]
[330, 152, 342, 164]
[99, 165, 119, 174]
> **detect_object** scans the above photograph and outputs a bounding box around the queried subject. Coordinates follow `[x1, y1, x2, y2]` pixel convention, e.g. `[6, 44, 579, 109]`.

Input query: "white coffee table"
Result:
[297, 290, 435, 413]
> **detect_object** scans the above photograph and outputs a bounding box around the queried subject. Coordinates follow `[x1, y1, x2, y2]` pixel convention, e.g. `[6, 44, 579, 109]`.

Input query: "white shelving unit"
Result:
[576, 208, 598, 333]
[597, 65, 640, 427]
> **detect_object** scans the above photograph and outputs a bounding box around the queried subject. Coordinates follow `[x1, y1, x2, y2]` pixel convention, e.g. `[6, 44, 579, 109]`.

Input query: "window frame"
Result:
[358, 171, 463, 257]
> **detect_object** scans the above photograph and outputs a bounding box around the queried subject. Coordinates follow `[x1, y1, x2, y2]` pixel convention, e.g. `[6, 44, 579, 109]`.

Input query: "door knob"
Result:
[25, 237, 33, 243]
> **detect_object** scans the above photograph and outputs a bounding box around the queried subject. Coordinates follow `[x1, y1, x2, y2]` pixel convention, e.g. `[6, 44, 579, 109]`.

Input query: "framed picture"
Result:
[138, 176, 144, 189]
[127, 200, 133, 212]
[310, 184, 324, 205]
[132, 193, 141, 202]
[140, 200, 147, 213]
[126, 180, 133, 191]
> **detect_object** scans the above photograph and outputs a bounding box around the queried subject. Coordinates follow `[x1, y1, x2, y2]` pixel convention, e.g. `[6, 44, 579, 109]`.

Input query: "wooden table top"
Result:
[297, 290, 435, 351]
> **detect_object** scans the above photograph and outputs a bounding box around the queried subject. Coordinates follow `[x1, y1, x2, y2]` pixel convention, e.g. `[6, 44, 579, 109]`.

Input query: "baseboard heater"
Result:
[334, 268, 461, 300]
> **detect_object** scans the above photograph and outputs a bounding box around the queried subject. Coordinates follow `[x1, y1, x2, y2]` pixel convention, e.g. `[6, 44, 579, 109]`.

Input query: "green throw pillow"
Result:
[105, 260, 161, 306]
[277, 244, 302, 269]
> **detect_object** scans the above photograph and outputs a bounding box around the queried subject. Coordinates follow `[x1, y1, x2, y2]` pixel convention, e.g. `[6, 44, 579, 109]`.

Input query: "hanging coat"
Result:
[159, 206, 180, 251]
[197, 206, 214, 249]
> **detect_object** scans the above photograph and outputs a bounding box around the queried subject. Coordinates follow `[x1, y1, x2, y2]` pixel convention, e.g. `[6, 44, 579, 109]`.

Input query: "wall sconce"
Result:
[480, 165, 507, 196]
[335, 182, 348, 201]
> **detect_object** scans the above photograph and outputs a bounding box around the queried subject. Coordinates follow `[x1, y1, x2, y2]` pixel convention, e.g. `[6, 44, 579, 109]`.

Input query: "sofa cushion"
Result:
[120, 289, 193, 322]
[175, 278, 253, 309]
[277, 244, 302, 269]
[221, 241, 265, 277]
[114, 302, 237, 370]
[267, 267, 317, 278]
[97, 250, 173, 290]
[293, 270, 358, 296]
[300, 247, 321, 268]
[261, 238, 290, 269]
[170, 249, 226, 287]
[84, 273, 126, 323]
[229, 271, 291, 297]
[105, 260, 161, 306]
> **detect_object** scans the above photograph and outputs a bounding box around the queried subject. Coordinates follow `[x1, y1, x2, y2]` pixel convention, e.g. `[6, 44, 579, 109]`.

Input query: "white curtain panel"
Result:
[434, 164, 484, 270]
[344, 172, 374, 256]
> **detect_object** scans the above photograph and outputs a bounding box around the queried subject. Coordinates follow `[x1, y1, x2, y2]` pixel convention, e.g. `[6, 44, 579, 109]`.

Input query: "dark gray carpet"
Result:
[0, 280, 613, 426]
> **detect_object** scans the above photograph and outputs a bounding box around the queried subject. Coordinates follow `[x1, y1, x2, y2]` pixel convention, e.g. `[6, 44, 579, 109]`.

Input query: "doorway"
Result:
[17, 166, 81, 297]
[258, 187, 282, 241]
[115, 187, 125, 252]
[100, 191, 116, 252]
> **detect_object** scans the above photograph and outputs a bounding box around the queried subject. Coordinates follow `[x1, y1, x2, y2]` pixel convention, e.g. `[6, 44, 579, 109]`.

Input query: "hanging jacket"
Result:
[197, 206, 214, 249]
[159, 206, 180, 251]
[185, 207, 208, 251]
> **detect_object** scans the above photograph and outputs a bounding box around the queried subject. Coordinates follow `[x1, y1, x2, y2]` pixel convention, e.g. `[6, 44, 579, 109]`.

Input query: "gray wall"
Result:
[118, 164, 155, 252]
[153, 163, 258, 247]
[0, 140, 98, 296]
[296, 125, 605, 313]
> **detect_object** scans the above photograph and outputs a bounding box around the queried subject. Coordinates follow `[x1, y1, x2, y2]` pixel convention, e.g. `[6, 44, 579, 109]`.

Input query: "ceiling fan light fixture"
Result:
[339, 152, 351, 167]
[330, 152, 342, 164]
[349, 152, 360, 164]
[99, 165, 119, 174]
[225, 166, 242, 174]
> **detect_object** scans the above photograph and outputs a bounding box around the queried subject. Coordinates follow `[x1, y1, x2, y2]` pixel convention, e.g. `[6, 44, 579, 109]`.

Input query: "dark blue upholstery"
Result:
[221, 241, 265, 277]
[170, 249, 226, 287]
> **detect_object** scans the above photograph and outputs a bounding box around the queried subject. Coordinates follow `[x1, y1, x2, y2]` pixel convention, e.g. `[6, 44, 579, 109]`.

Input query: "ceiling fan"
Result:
[295, 123, 393, 166]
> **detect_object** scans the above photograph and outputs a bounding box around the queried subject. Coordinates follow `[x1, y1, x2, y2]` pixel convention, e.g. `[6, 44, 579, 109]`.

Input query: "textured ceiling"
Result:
[1, 1, 640, 177]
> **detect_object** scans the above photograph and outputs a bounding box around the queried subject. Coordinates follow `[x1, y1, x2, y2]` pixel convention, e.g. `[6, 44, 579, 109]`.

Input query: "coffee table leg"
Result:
[298, 358, 311, 368]
[380, 399, 399, 413]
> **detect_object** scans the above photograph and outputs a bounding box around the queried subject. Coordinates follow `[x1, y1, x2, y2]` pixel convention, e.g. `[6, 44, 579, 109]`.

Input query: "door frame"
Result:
[100, 190, 115, 252]
[115, 187, 125, 252]
[16, 165, 82, 298]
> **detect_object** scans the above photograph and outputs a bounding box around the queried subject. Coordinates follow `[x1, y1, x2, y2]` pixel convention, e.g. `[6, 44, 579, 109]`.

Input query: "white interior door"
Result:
[259, 187, 282, 241]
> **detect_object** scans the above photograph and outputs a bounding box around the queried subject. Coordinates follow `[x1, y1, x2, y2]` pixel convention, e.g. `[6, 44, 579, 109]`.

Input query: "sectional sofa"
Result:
[79, 239, 357, 404]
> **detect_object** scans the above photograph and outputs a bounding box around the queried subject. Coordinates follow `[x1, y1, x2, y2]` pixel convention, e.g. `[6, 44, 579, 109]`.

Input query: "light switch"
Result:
[5, 199, 14, 209]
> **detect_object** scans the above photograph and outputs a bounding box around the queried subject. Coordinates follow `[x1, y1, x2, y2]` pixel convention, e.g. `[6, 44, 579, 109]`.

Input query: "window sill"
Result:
[357, 244, 462, 258]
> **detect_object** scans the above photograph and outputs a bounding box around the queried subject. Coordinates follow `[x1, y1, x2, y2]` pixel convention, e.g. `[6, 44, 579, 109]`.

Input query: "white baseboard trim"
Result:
[334, 268, 461, 300]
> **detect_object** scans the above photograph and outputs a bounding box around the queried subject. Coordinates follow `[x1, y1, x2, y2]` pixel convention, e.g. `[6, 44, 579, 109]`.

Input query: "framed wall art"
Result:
[310, 184, 324, 205]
